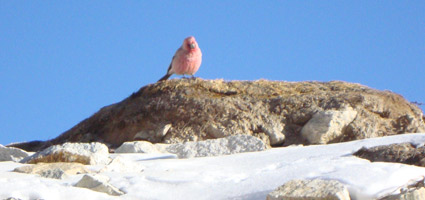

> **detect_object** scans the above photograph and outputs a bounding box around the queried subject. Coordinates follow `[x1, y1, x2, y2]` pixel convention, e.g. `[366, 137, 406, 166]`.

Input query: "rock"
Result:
[99, 156, 145, 173]
[0, 144, 30, 162]
[115, 135, 267, 158]
[301, 106, 357, 144]
[156, 123, 172, 138]
[74, 174, 124, 196]
[9, 80, 425, 151]
[13, 162, 90, 179]
[115, 141, 160, 153]
[206, 124, 229, 138]
[267, 179, 350, 200]
[381, 188, 425, 200]
[133, 123, 172, 142]
[20, 142, 110, 165]
[262, 117, 285, 145]
[164, 135, 267, 158]
[354, 143, 425, 167]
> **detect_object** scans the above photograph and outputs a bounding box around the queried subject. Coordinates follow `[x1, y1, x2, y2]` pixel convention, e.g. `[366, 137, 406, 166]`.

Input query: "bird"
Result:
[158, 36, 202, 82]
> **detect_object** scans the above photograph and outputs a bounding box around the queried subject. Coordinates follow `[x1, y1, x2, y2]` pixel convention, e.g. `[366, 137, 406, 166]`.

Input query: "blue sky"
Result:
[1, 1, 424, 145]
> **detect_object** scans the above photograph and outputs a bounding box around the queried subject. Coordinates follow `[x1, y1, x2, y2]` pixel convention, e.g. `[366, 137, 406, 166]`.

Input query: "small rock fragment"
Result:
[207, 124, 228, 138]
[74, 174, 125, 196]
[134, 124, 172, 141]
[157, 124, 172, 137]
[267, 179, 350, 200]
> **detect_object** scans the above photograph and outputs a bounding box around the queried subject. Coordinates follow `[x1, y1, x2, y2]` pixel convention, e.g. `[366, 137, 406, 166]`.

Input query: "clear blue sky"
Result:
[1, 1, 424, 145]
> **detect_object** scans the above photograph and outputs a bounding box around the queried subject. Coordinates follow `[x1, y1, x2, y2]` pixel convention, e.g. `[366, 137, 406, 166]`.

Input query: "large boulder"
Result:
[20, 142, 110, 165]
[9, 79, 425, 151]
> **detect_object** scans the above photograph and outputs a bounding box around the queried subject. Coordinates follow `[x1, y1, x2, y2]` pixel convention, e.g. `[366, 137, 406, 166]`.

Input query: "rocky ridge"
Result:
[9, 79, 425, 152]
[2, 79, 425, 199]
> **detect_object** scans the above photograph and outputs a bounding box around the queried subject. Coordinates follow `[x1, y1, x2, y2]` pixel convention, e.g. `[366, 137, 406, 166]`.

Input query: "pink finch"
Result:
[158, 36, 202, 82]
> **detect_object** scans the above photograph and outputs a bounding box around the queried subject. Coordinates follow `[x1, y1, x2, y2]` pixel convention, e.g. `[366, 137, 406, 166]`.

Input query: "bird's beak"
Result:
[190, 43, 196, 49]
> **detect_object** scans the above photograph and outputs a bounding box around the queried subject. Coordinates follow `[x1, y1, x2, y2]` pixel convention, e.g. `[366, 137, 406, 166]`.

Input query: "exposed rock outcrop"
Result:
[9, 79, 425, 152]
[116, 135, 267, 158]
[267, 179, 350, 200]
[354, 143, 425, 167]
[160, 134, 266, 158]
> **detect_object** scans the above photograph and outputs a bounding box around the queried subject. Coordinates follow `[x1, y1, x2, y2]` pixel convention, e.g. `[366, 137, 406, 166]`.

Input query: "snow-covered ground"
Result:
[2, 133, 425, 200]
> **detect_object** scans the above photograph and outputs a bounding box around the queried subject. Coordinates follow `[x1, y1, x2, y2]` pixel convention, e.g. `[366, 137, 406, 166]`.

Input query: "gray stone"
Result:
[115, 141, 160, 153]
[156, 124, 172, 137]
[133, 124, 172, 142]
[13, 162, 90, 179]
[115, 135, 267, 158]
[74, 174, 124, 196]
[262, 118, 285, 145]
[20, 142, 110, 165]
[381, 188, 425, 200]
[301, 106, 357, 144]
[0, 144, 30, 162]
[40, 168, 66, 179]
[164, 135, 267, 158]
[206, 124, 229, 138]
[354, 143, 425, 167]
[267, 179, 350, 200]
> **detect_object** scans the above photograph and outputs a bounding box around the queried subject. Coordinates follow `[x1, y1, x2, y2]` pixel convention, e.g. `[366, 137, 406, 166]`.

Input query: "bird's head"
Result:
[183, 36, 198, 51]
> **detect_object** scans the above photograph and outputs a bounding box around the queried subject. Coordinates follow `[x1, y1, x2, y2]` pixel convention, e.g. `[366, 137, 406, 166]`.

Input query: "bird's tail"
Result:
[158, 73, 172, 82]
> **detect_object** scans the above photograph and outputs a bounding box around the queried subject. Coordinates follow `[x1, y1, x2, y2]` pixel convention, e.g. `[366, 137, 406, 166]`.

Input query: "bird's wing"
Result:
[166, 55, 175, 75]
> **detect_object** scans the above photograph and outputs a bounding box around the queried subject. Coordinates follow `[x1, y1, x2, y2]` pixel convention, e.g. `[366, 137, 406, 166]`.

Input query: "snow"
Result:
[2, 133, 425, 200]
